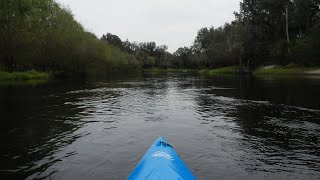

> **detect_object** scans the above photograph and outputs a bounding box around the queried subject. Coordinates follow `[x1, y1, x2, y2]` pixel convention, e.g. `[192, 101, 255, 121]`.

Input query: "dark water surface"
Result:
[1, 73, 320, 180]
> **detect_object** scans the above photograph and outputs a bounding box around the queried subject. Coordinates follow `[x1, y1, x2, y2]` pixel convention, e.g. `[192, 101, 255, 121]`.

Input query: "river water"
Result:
[0, 73, 320, 179]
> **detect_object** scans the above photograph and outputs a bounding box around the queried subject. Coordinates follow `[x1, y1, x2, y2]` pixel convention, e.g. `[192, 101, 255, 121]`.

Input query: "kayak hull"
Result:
[127, 137, 196, 180]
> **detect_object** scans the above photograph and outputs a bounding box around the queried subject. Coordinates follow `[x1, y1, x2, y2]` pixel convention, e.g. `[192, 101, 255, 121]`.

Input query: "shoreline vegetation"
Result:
[198, 66, 239, 76]
[199, 66, 320, 77]
[143, 68, 195, 73]
[1, 0, 319, 82]
[253, 66, 320, 76]
[1, 64, 320, 83]
[0, 70, 50, 81]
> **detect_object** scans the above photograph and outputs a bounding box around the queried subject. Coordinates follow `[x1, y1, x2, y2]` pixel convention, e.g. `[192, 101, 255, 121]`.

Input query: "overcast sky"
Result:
[55, 0, 241, 52]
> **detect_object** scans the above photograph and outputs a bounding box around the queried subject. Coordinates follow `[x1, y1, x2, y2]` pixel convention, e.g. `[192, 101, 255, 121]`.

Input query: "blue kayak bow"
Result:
[127, 137, 196, 180]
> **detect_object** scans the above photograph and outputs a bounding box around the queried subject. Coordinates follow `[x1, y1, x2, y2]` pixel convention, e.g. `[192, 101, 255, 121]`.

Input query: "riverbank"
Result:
[144, 68, 195, 73]
[198, 66, 320, 77]
[253, 66, 320, 76]
[198, 66, 239, 76]
[0, 70, 50, 81]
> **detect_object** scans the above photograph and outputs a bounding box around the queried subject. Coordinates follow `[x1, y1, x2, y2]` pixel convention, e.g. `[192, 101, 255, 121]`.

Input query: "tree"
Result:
[292, 23, 320, 65]
[101, 33, 123, 49]
[173, 47, 195, 68]
[194, 28, 210, 51]
[293, 0, 320, 34]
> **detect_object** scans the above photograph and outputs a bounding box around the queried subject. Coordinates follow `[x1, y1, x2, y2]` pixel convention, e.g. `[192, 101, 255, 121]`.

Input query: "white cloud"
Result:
[55, 0, 241, 52]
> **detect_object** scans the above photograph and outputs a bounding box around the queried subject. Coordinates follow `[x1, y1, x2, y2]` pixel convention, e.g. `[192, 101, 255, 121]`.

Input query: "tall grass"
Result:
[198, 66, 239, 76]
[0, 70, 50, 81]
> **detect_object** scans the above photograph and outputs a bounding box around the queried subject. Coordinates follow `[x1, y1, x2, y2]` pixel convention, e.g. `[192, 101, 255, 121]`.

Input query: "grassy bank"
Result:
[198, 66, 239, 76]
[0, 70, 50, 81]
[253, 66, 320, 75]
[144, 68, 195, 73]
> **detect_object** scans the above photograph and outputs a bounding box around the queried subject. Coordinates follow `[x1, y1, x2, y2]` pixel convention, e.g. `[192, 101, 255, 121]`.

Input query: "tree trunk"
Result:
[239, 55, 242, 73]
[286, 5, 291, 53]
[286, 6, 290, 43]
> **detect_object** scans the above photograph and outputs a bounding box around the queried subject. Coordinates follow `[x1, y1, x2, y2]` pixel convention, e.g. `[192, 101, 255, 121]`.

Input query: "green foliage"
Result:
[199, 66, 239, 76]
[174, 0, 319, 71]
[293, 0, 320, 32]
[292, 23, 320, 66]
[0, 0, 140, 78]
[0, 70, 50, 81]
[101, 35, 171, 69]
[101, 33, 123, 49]
[191, 26, 236, 68]
[267, 40, 289, 65]
[1, 0, 319, 76]
[231, 0, 320, 69]
[173, 47, 196, 68]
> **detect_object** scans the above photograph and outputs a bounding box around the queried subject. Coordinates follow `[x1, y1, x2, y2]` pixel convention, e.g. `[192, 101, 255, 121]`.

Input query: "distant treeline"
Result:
[105, 0, 320, 71]
[1, 0, 320, 77]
